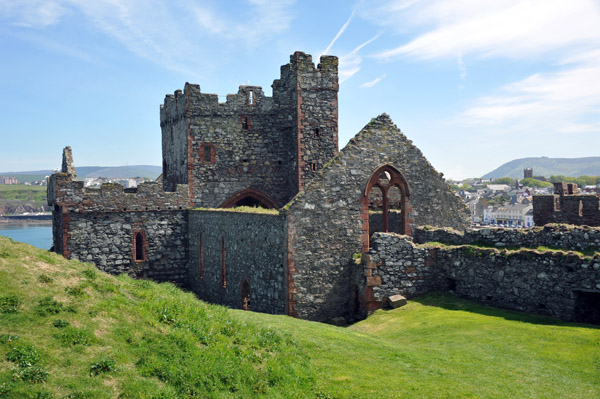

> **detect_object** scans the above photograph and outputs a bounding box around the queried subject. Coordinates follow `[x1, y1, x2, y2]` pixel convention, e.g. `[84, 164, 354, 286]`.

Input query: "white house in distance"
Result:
[484, 203, 533, 227]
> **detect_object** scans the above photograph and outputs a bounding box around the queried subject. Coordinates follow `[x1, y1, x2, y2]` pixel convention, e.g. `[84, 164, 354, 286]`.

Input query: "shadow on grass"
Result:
[408, 291, 600, 329]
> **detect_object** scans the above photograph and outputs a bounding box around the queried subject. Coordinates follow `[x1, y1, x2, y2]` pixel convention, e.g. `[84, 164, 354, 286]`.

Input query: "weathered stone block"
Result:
[387, 294, 407, 308]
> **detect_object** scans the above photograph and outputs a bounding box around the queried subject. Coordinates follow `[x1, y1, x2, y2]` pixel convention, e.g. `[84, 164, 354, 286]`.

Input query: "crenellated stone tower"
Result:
[159, 52, 339, 208]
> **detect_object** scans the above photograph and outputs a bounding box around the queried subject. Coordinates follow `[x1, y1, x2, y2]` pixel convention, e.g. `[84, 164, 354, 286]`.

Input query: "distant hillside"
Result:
[0, 165, 162, 180]
[482, 157, 600, 179]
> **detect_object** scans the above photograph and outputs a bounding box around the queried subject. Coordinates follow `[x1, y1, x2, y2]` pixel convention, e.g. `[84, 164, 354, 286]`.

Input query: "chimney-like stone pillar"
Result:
[61, 146, 76, 178]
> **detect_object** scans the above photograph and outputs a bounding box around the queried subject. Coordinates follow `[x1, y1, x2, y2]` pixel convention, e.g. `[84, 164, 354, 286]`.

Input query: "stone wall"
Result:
[360, 232, 600, 323]
[159, 52, 339, 209]
[187, 210, 287, 314]
[413, 224, 600, 252]
[286, 114, 470, 321]
[62, 210, 188, 283]
[354, 233, 437, 317]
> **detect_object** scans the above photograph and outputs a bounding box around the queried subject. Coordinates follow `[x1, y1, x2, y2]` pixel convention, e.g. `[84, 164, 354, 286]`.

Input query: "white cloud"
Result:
[339, 33, 381, 83]
[321, 9, 355, 56]
[374, 0, 600, 60]
[367, 0, 600, 136]
[1, 0, 296, 75]
[0, 0, 66, 28]
[456, 50, 600, 133]
[360, 74, 386, 88]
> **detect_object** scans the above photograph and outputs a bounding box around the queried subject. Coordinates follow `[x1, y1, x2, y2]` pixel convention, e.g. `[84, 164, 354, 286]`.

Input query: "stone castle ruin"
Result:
[48, 52, 600, 324]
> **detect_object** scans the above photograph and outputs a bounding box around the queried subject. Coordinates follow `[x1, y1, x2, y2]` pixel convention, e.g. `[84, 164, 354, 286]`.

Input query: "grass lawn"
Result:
[1, 236, 598, 398]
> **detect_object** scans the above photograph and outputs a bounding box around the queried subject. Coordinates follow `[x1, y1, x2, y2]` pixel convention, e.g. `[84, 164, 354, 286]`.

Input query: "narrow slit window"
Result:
[311, 162, 317, 172]
[203, 145, 212, 163]
[198, 234, 203, 279]
[200, 143, 215, 164]
[248, 90, 254, 105]
[133, 231, 145, 262]
[221, 236, 226, 288]
[314, 128, 320, 137]
[241, 116, 249, 130]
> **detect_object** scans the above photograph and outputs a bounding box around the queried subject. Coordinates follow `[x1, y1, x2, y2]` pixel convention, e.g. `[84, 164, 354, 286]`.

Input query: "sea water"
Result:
[0, 224, 52, 250]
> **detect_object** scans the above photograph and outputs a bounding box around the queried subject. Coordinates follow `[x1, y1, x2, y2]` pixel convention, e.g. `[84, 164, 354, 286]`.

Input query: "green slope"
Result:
[1, 237, 598, 398]
[482, 156, 600, 179]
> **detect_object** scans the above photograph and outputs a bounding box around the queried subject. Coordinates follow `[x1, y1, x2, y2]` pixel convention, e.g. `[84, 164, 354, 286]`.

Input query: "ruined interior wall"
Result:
[413, 224, 600, 252]
[362, 232, 600, 322]
[64, 210, 188, 284]
[187, 210, 287, 314]
[286, 114, 470, 321]
[534, 194, 600, 226]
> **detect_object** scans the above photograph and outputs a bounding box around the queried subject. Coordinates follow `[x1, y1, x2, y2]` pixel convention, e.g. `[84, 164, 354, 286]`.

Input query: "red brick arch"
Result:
[220, 188, 279, 209]
[360, 164, 411, 251]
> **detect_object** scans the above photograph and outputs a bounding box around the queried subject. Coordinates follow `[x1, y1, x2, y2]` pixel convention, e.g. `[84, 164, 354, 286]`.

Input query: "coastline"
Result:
[0, 217, 52, 225]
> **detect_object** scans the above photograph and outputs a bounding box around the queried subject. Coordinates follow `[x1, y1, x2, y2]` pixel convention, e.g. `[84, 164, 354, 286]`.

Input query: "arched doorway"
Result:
[220, 188, 278, 209]
[361, 165, 410, 249]
[240, 278, 251, 310]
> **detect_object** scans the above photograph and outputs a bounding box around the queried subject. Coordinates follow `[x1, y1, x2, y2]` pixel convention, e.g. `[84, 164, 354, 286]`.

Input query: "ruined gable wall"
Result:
[187, 210, 287, 314]
[285, 114, 469, 321]
[361, 232, 600, 322]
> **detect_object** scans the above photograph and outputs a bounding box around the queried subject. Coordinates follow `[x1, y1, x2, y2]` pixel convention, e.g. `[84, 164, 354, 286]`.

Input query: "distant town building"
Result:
[484, 203, 533, 227]
[524, 168, 533, 178]
[0, 176, 18, 184]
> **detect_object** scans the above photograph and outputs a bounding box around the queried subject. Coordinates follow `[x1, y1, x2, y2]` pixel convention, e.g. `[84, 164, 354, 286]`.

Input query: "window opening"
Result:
[248, 90, 254, 105]
[203, 145, 212, 163]
[574, 290, 600, 324]
[311, 162, 317, 172]
[363, 165, 410, 248]
[133, 231, 145, 262]
[241, 279, 251, 310]
[241, 116, 249, 130]
[314, 128, 320, 137]
[221, 236, 226, 288]
[198, 234, 203, 279]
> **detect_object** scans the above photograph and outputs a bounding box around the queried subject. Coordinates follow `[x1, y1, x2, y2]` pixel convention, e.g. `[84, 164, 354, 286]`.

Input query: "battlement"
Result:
[160, 52, 338, 127]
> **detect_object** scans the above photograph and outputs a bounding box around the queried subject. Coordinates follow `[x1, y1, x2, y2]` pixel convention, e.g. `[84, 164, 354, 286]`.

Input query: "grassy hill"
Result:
[482, 156, 600, 179]
[1, 237, 598, 398]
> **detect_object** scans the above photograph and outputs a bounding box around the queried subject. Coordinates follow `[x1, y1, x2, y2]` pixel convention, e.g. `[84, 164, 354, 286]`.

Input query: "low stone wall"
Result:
[65, 210, 188, 283]
[413, 224, 600, 252]
[356, 234, 435, 316]
[361, 232, 600, 323]
[187, 210, 287, 314]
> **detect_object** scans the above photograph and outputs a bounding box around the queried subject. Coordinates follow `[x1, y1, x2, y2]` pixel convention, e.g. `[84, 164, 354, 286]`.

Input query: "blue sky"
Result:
[1, 0, 599, 179]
